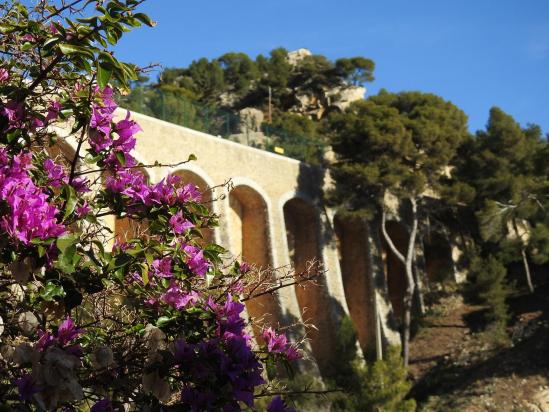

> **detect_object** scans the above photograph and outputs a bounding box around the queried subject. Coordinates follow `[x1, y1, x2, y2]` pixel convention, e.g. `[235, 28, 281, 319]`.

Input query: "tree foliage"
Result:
[328, 90, 469, 215]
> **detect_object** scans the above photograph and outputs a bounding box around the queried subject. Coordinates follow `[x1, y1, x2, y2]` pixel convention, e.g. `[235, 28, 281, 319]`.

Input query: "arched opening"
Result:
[334, 215, 376, 355]
[47, 141, 77, 169]
[423, 232, 454, 283]
[172, 170, 215, 244]
[229, 185, 279, 339]
[382, 221, 408, 322]
[283, 197, 334, 373]
[114, 168, 150, 243]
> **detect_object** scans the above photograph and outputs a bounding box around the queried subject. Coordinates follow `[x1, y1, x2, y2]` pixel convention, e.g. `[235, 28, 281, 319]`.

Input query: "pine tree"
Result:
[328, 90, 469, 366]
[458, 108, 548, 293]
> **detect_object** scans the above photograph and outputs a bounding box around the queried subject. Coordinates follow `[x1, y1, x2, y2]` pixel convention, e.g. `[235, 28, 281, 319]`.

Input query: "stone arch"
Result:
[47, 140, 78, 169]
[334, 214, 376, 355]
[283, 196, 334, 373]
[423, 231, 454, 283]
[382, 221, 408, 322]
[229, 184, 280, 338]
[171, 168, 216, 244]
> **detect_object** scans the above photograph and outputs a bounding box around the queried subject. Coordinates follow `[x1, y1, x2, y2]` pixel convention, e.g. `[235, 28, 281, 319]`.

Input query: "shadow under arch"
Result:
[229, 184, 281, 340]
[423, 231, 454, 284]
[283, 196, 336, 374]
[334, 214, 377, 355]
[382, 220, 408, 323]
[171, 168, 216, 244]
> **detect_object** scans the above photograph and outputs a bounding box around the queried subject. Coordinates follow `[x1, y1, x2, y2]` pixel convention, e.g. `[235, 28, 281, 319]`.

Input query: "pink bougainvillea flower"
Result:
[1, 100, 24, 129]
[46, 100, 62, 121]
[14, 374, 42, 401]
[229, 280, 244, 295]
[169, 211, 194, 235]
[71, 176, 91, 193]
[239, 262, 250, 274]
[0, 151, 66, 244]
[56, 317, 83, 346]
[0, 68, 9, 82]
[43, 159, 68, 187]
[262, 328, 288, 353]
[284, 345, 301, 361]
[91, 398, 114, 412]
[267, 396, 296, 412]
[177, 183, 202, 203]
[183, 244, 210, 276]
[115, 110, 141, 140]
[88, 128, 113, 152]
[35, 330, 55, 352]
[32, 117, 46, 129]
[161, 281, 199, 310]
[151, 256, 173, 278]
[76, 202, 91, 217]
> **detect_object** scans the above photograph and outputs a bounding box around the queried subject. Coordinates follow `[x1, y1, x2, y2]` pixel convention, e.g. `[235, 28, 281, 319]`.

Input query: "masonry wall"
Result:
[104, 110, 460, 377]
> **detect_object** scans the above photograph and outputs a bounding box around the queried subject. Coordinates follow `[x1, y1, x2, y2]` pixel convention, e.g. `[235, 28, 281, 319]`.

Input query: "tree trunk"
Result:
[412, 262, 426, 315]
[521, 247, 534, 293]
[381, 197, 419, 367]
[512, 218, 534, 293]
[412, 244, 427, 315]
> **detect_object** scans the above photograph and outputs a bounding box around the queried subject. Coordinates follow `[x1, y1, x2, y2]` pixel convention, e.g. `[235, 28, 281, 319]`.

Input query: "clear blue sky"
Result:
[114, 0, 549, 134]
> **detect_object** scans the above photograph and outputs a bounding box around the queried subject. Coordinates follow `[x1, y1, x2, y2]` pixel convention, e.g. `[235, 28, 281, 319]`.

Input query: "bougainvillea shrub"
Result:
[0, 1, 301, 410]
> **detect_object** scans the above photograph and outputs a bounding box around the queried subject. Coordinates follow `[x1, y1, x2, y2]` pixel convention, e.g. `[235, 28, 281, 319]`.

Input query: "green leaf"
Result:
[156, 316, 173, 328]
[115, 151, 126, 166]
[63, 185, 78, 219]
[57, 233, 79, 253]
[40, 282, 66, 301]
[133, 13, 156, 27]
[21, 42, 33, 51]
[58, 43, 95, 58]
[113, 253, 132, 269]
[42, 37, 60, 50]
[96, 62, 112, 88]
[55, 244, 79, 274]
[0, 24, 15, 34]
[105, 29, 120, 45]
[188, 153, 197, 161]
[140, 263, 149, 286]
[205, 244, 226, 254]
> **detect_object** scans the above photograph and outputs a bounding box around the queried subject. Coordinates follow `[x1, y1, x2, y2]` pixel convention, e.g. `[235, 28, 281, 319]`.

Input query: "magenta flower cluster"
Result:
[262, 327, 302, 361]
[0, 148, 65, 244]
[173, 294, 264, 411]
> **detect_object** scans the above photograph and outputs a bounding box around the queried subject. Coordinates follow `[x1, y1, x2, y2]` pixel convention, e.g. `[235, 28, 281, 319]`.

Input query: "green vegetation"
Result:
[327, 90, 469, 366]
[470, 255, 512, 342]
[118, 47, 549, 408]
[328, 317, 416, 412]
[120, 48, 374, 164]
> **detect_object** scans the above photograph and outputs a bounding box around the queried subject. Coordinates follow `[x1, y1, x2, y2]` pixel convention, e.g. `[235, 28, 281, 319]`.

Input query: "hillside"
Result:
[408, 284, 549, 411]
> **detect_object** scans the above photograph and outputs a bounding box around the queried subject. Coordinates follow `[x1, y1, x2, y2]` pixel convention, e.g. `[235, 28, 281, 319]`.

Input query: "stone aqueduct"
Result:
[58, 111, 466, 377]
